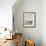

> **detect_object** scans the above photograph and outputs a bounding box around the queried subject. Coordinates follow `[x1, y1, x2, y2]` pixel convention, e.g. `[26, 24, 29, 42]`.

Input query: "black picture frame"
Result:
[23, 12, 36, 28]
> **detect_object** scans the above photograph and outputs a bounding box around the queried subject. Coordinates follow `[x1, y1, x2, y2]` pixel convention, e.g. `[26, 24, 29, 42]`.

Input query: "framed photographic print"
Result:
[23, 12, 36, 28]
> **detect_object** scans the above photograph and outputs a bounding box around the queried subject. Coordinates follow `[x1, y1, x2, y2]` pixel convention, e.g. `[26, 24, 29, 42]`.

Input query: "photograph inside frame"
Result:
[23, 12, 36, 27]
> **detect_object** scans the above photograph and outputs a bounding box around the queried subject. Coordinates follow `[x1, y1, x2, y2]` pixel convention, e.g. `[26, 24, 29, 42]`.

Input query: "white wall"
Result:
[13, 0, 46, 46]
[41, 0, 46, 46]
[0, 0, 16, 30]
[13, 0, 41, 46]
